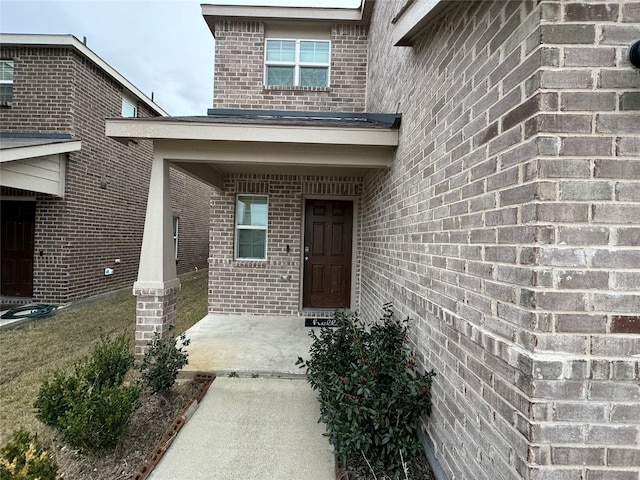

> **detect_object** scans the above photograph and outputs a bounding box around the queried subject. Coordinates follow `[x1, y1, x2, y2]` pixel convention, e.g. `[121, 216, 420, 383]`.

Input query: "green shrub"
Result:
[0, 430, 59, 480]
[298, 304, 436, 473]
[32, 370, 80, 428]
[34, 333, 139, 451]
[55, 383, 140, 451]
[139, 325, 190, 394]
[78, 332, 133, 389]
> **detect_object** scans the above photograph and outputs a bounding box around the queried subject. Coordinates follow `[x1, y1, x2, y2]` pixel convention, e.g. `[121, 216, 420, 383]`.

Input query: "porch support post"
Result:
[133, 154, 180, 360]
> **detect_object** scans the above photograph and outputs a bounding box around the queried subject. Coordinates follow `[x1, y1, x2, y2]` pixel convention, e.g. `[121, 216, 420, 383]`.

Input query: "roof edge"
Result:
[0, 33, 169, 116]
[206, 108, 401, 128]
[202, 1, 372, 37]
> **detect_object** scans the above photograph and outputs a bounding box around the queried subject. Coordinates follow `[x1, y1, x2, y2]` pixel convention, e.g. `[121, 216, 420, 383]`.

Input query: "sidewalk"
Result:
[148, 377, 335, 479]
[147, 314, 336, 480]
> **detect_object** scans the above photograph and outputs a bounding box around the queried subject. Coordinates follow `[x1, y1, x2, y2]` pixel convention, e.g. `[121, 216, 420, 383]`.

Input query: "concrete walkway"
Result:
[148, 314, 335, 480]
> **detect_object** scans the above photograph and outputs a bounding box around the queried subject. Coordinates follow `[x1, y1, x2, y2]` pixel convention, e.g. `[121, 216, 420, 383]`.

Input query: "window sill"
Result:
[0, 101, 12, 108]
[233, 259, 268, 268]
[263, 85, 330, 93]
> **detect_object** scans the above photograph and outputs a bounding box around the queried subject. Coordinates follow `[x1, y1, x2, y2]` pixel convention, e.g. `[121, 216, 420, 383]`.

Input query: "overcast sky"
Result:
[0, 0, 362, 116]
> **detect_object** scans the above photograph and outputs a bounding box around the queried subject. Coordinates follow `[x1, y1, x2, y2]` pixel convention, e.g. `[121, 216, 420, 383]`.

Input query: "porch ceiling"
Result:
[105, 113, 400, 190]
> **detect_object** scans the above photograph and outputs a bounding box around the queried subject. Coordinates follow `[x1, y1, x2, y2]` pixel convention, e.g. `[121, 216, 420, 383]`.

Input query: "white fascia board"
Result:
[0, 140, 82, 163]
[202, 4, 365, 23]
[156, 139, 394, 168]
[0, 34, 168, 116]
[392, 0, 445, 46]
[105, 119, 399, 147]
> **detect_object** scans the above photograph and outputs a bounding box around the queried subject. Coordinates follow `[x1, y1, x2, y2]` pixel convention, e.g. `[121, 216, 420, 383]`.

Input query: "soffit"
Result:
[105, 112, 399, 190]
[392, 0, 451, 46]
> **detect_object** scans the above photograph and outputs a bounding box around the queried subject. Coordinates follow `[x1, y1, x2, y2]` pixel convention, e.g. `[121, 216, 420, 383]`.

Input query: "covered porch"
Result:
[106, 109, 400, 357]
[180, 313, 313, 377]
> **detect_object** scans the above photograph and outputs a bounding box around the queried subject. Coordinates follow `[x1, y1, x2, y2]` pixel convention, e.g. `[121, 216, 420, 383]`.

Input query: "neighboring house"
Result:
[0, 34, 212, 306]
[106, 2, 639, 480]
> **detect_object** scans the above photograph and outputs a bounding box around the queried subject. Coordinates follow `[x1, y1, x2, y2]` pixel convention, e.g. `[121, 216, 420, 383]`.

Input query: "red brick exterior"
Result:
[1, 43, 212, 304]
[212, 21, 367, 112]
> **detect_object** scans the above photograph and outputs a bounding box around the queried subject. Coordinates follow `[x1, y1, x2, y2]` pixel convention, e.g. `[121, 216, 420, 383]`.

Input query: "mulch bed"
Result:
[49, 375, 213, 480]
[338, 452, 435, 480]
[47, 373, 434, 480]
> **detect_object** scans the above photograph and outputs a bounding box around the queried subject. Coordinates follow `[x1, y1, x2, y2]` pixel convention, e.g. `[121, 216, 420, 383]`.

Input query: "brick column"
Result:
[134, 153, 180, 360]
[134, 283, 180, 359]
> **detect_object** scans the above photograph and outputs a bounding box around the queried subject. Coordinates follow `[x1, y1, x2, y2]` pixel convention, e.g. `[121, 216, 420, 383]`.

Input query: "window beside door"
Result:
[235, 195, 268, 260]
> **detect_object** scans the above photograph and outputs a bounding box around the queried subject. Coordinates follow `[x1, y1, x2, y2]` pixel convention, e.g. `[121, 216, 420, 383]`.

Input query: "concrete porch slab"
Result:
[181, 314, 314, 377]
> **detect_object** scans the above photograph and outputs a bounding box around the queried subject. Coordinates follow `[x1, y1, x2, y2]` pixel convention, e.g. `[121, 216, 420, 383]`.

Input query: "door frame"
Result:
[299, 195, 358, 312]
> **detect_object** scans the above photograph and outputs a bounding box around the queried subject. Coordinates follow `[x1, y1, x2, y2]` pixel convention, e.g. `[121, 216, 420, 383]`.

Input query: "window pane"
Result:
[300, 41, 329, 63]
[266, 40, 295, 62]
[266, 66, 294, 86]
[300, 67, 328, 87]
[0, 61, 13, 82]
[122, 99, 137, 117]
[0, 84, 12, 103]
[237, 229, 266, 259]
[237, 195, 268, 226]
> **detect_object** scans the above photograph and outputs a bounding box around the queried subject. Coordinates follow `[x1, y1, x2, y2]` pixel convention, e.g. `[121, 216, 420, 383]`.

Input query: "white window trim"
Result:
[235, 194, 269, 261]
[0, 60, 14, 103]
[264, 38, 331, 88]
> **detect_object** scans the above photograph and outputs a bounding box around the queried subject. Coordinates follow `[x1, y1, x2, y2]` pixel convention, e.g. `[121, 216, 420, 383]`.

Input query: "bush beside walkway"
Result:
[0, 271, 208, 446]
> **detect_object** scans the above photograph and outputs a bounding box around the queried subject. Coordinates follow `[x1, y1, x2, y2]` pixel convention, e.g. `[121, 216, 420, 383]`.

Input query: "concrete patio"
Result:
[180, 313, 315, 378]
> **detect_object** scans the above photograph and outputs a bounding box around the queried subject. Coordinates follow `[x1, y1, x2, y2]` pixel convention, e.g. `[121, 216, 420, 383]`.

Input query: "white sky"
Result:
[0, 0, 361, 116]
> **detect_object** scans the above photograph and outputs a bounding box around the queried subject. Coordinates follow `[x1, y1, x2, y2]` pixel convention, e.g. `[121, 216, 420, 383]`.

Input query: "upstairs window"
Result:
[0, 60, 14, 103]
[265, 39, 330, 88]
[122, 97, 137, 117]
[236, 195, 268, 260]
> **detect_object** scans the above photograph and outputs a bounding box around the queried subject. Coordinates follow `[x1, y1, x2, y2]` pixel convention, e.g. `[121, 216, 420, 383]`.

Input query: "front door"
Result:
[303, 199, 353, 309]
[1, 201, 36, 297]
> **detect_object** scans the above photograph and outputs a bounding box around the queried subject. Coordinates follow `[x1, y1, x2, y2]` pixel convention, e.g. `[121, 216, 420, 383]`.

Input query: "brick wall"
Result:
[208, 173, 362, 315]
[0, 46, 75, 133]
[212, 21, 367, 112]
[170, 169, 212, 274]
[1, 45, 212, 304]
[363, 1, 639, 479]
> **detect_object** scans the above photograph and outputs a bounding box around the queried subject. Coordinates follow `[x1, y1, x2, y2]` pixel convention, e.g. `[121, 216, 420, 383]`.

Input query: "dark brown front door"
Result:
[1, 201, 35, 297]
[303, 199, 353, 309]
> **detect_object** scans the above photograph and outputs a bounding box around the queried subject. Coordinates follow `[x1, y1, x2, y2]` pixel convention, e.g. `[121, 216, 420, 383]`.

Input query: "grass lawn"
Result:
[0, 270, 208, 446]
